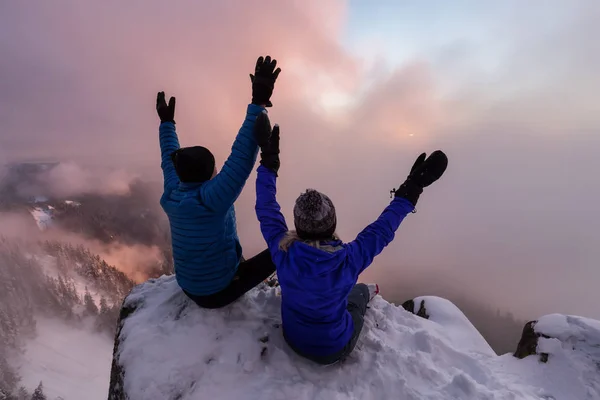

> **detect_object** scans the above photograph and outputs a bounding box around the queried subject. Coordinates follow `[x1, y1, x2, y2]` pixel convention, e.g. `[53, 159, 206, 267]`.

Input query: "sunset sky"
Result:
[1, 1, 599, 319]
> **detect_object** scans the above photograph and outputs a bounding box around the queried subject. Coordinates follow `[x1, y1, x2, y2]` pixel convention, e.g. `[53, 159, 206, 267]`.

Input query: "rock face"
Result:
[108, 276, 600, 400]
[402, 298, 430, 319]
[514, 314, 600, 366]
[108, 300, 138, 400]
[514, 321, 550, 361]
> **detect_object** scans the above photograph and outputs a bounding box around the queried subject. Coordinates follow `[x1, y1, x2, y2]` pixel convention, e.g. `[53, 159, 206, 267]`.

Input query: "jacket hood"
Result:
[285, 239, 346, 276]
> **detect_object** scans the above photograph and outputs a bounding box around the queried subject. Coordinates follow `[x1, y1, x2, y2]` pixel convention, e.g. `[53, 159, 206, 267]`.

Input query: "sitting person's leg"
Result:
[184, 249, 276, 309]
[336, 283, 374, 359]
[288, 283, 377, 365]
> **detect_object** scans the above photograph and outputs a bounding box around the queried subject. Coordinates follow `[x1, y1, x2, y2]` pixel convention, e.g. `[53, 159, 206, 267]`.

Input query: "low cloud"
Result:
[1, 0, 599, 322]
[41, 162, 137, 198]
[88, 242, 162, 283]
[0, 211, 161, 283]
[3, 162, 139, 200]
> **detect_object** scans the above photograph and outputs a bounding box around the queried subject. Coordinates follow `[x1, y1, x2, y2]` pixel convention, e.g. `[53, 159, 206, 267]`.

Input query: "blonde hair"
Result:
[278, 230, 341, 252]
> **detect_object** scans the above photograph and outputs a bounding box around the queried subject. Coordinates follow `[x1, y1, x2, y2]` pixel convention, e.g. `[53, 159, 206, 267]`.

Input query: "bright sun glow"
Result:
[318, 90, 356, 112]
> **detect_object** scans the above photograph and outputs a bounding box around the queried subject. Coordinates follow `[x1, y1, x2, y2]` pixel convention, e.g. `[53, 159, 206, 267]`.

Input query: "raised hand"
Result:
[156, 91, 176, 123]
[393, 150, 448, 206]
[254, 111, 281, 174]
[249, 55, 282, 107]
[254, 111, 273, 147]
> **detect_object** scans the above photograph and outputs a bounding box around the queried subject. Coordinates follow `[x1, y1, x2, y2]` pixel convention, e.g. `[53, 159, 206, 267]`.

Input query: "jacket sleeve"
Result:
[255, 165, 288, 254]
[159, 122, 180, 191]
[345, 197, 414, 276]
[201, 104, 262, 213]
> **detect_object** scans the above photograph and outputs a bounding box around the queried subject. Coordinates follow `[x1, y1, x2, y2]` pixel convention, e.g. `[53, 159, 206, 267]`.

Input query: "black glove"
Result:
[255, 112, 280, 175]
[156, 91, 176, 123]
[394, 150, 448, 206]
[254, 111, 272, 147]
[249, 55, 281, 108]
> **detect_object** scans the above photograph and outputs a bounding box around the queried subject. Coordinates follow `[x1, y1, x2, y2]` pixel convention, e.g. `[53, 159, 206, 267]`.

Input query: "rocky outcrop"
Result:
[514, 320, 551, 362]
[514, 314, 600, 365]
[400, 295, 496, 356]
[108, 298, 139, 400]
[401, 298, 430, 319]
[108, 278, 600, 400]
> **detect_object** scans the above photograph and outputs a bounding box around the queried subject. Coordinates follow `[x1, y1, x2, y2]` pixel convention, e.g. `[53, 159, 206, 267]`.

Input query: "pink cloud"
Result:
[2, 1, 600, 321]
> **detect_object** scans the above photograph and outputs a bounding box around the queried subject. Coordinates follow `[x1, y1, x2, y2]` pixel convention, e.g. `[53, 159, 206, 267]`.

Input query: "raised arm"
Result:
[202, 55, 282, 213]
[156, 92, 180, 191]
[201, 104, 262, 212]
[345, 198, 414, 275]
[346, 150, 448, 276]
[256, 165, 288, 253]
[254, 112, 287, 253]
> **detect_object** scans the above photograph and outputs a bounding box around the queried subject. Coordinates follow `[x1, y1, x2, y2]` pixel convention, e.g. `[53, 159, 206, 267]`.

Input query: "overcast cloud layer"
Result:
[1, 1, 599, 319]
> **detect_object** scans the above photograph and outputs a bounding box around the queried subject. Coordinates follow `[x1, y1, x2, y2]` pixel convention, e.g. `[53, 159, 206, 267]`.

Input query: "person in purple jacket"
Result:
[253, 113, 448, 364]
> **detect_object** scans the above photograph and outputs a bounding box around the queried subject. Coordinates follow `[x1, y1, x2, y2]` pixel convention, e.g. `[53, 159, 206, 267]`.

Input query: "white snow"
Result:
[535, 314, 600, 341]
[17, 317, 113, 400]
[30, 207, 53, 230]
[114, 275, 600, 400]
[35, 254, 60, 279]
[30, 253, 107, 308]
[411, 295, 496, 357]
[64, 200, 81, 207]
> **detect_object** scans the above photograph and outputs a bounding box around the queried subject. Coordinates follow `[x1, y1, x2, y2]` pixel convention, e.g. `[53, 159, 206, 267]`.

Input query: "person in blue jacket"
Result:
[254, 113, 448, 364]
[156, 56, 282, 309]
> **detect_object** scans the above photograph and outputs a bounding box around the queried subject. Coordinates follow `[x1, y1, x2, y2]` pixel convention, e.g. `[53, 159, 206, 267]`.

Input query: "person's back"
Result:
[156, 55, 283, 307]
[275, 239, 362, 356]
[160, 179, 243, 295]
[253, 113, 448, 363]
[268, 195, 415, 359]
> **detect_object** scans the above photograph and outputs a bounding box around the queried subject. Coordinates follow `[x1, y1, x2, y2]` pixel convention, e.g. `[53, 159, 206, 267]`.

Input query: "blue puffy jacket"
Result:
[159, 104, 264, 296]
[255, 165, 414, 356]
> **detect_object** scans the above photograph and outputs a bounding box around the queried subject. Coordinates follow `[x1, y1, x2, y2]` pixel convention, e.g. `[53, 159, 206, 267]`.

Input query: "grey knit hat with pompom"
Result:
[293, 189, 337, 240]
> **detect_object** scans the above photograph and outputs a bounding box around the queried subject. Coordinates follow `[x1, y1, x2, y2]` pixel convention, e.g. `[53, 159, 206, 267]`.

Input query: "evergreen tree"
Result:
[99, 296, 109, 315]
[0, 355, 19, 395]
[30, 382, 46, 400]
[83, 287, 98, 315]
[16, 387, 29, 400]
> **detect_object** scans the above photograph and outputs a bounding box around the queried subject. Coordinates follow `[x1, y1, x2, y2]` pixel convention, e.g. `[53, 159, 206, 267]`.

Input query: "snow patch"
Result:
[412, 295, 496, 357]
[112, 276, 600, 400]
[31, 253, 112, 309]
[29, 207, 53, 230]
[35, 254, 61, 279]
[536, 314, 600, 341]
[17, 317, 113, 400]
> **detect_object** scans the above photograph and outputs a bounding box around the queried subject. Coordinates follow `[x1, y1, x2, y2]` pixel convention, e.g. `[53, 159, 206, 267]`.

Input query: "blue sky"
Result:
[343, 1, 579, 72]
[338, 0, 599, 122]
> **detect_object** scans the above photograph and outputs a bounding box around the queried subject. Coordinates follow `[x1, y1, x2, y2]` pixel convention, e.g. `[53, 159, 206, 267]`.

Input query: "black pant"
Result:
[287, 283, 370, 365]
[182, 249, 276, 309]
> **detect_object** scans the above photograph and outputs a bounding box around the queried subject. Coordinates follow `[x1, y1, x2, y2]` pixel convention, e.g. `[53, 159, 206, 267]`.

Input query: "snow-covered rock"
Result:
[402, 295, 496, 357]
[512, 314, 600, 398]
[108, 276, 600, 400]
